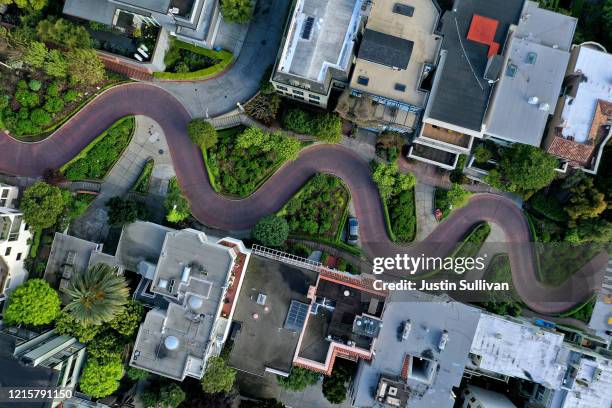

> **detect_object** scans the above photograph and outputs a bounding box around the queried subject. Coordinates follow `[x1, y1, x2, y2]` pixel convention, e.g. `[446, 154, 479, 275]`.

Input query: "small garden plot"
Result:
[480, 254, 522, 317]
[278, 173, 350, 239]
[154, 39, 233, 80]
[61, 116, 135, 181]
[205, 126, 301, 197]
[132, 159, 153, 194]
[434, 184, 471, 220]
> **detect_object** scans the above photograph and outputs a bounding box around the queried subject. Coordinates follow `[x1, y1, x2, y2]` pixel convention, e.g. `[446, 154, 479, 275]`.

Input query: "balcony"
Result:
[420, 123, 472, 149]
[408, 143, 458, 170]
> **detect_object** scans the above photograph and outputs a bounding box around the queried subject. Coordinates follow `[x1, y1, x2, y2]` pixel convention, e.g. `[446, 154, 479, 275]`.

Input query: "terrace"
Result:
[408, 143, 458, 169]
[420, 123, 472, 149]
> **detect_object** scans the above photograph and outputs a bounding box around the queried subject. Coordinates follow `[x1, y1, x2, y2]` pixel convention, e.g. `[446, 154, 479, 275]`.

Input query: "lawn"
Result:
[61, 116, 135, 181]
[278, 173, 350, 240]
[132, 159, 153, 194]
[153, 39, 233, 80]
[205, 126, 302, 197]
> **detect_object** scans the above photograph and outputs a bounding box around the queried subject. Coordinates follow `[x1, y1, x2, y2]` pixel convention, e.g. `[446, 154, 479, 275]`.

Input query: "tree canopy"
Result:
[201, 357, 236, 394]
[277, 367, 319, 391]
[445, 183, 471, 209]
[142, 382, 186, 408]
[20, 181, 67, 230]
[0, 0, 48, 11]
[563, 173, 607, 222]
[282, 109, 343, 143]
[54, 311, 102, 343]
[67, 49, 106, 86]
[322, 363, 353, 404]
[79, 359, 123, 398]
[252, 215, 289, 247]
[64, 263, 130, 326]
[108, 300, 145, 337]
[4, 279, 61, 326]
[187, 119, 218, 149]
[485, 144, 557, 196]
[220, 0, 254, 24]
[36, 18, 91, 49]
[372, 162, 416, 202]
[106, 196, 147, 227]
[236, 127, 301, 162]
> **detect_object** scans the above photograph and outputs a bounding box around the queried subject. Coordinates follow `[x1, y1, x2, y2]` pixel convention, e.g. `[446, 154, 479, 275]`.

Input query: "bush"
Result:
[43, 97, 64, 114]
[54, 311, 102, 343]
[37, 18, 92, 49]
[62, 117, 135, 180]
[220, 0, 254, 24]
[245, 93, 281, 124]
[28, 79, 42, 91]
[87, 331, 127, 364]
[528, 191, 568, 222]
[282, 109, 342, 143]
[20, 181, 68, 230]
[79, 359, 123, 398]
[322, 363, 353, 405]
[46, 81, 60, 98]
[15, 88, 39, 108]
[126, 366, 149, 382]
[63, 89, 79, 102]
[187, 118, 218, 148]
[252, 215, 289, 246]
[4, 279, 61, 326]
[164, 178, 191, 223]
[44, 49, 68, 78]
[67, 48, 106, 86]
[108, 300, 145, 337]
[474, 145, 493, 164]
[142, 382, 186, 408]
[30, 108, 51, 126]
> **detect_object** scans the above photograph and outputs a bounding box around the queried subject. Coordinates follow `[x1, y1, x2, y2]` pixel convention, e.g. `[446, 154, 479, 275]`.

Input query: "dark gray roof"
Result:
[119, 0, 170, 13]
[426, 0, 524, 131]
[359, 28, 414, 70]
[0, 334, 58, 408]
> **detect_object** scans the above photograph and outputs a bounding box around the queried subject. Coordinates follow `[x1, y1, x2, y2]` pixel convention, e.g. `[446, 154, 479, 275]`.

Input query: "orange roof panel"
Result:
[467, 14, 499, 46]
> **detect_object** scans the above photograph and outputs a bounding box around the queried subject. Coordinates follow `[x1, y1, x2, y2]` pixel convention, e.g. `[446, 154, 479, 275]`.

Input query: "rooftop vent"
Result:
[528, 96, 539, 105]
[164, 336, 180, 350]
[527, 52, 537, 65]
[357, 76, 369, 86]
[301, 16, 315, 40]
[539, 102, 550, 112]
[189, 295, 204, 310]
[393, 3, 415, 17]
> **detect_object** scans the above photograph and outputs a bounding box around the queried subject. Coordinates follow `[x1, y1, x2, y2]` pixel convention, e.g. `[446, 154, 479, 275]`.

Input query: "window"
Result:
[301, 16, 315, 40]
[1, 189, 8, 198]
[309, 99, 319, 105]
[394, 83, 406, 92]
[357, 76, 369, 86]
[309, 94, 320, 100]
[277, 85, 288, 91]
[5, 247, 11, 256]
[16, 253, 21, 261]
[0, 199, 5, 207]
[294, 95, 304, 100]
[293, 89, 304, 95]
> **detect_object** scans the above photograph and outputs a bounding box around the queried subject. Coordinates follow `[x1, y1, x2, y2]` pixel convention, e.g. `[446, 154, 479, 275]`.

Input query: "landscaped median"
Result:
[60, 116, 135, 181]
[371, 161, 417, 243]
[153, 39, 233, 80]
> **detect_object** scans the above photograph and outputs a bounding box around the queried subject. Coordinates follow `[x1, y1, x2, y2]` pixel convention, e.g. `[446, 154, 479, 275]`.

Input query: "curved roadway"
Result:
[0, 83, 604, 314]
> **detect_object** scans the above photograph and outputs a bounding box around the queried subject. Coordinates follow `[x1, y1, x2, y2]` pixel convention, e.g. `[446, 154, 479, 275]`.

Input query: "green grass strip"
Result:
[153, 40, 233, 80]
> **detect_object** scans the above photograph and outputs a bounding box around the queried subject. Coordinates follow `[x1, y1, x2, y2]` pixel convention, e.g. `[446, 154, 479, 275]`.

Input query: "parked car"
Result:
[347, 217, 359, 245]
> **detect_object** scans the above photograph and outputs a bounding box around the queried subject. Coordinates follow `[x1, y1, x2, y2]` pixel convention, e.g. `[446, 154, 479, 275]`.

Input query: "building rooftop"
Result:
[483, 1, 576, 145]
[228, 255, 318, 377]
[351, 292, 482, 408]
[350, 0, 440, 108]
[130, 228, 239, 380]
[425, 0, 524, 132]
[115, 221, 173, 272]
[469, 313, 569, 389]
[562, 355, 612, 408]
[274, 0, 362, 92]
[558, 46, 612, 144]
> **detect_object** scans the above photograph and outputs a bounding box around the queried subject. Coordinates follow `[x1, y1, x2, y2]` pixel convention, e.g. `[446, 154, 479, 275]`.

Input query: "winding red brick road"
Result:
[0, 83, 604, 314]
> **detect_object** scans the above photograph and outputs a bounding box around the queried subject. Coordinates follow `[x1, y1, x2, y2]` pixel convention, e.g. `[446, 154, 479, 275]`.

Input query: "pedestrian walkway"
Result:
[414, 183, 438, 242]
[69, 116, 175, 241]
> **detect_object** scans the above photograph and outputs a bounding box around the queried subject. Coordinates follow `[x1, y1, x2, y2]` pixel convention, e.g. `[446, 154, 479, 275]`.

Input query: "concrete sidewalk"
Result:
[69, 116, 175, 241]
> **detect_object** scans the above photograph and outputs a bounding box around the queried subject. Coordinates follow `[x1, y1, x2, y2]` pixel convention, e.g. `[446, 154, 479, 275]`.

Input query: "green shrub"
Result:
[43, 97, 65, 113]
[30, 108, 51, 126]
[252, 215, 289, 247]
[79, 359, 123, 398]
[282, 109, 342, 142]
[28, 79, 42, 91]
[15, 89, 39, 108]
[62, 117, 135, 180]
[164, 178, 191, 223]
[63, 89, 79, 102]
[277, 367, 319, 391]
[46, 81, 61, 97]
[528, 191, 568, 222]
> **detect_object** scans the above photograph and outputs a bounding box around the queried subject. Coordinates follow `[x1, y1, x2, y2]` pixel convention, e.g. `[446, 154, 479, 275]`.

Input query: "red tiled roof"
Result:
[467, 14, 499, 46]
[547, 136, 594, 166]
[599, 99, 612, 116]
[401, 355, 410, 380]
[488, 42, 500, 58]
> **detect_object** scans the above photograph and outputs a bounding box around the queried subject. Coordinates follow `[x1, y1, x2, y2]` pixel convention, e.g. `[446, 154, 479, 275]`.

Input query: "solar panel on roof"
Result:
[284, 301, 309, 332]
[393, 3, 415, 17]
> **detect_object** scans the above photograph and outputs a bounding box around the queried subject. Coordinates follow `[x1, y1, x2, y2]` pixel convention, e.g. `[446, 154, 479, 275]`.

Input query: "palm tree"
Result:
[64, 263, 129, 326]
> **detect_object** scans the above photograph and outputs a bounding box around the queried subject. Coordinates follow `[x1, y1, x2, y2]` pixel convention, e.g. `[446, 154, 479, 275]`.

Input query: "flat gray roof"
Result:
[359, 29, 414, 69]
[115, 221, 172, 272]
[63, 0, 117, 25]
[352, 292, 481, 408]
[117, 0, 171, 13]
[228, 255, 318, 377]
[515, 1, 576, 51]
[483, 36, 570, 145]
[276, 0, 360, 82]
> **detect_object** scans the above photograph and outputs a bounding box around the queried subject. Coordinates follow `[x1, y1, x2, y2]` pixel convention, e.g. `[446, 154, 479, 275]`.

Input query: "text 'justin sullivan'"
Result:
[372, 279, 510, 292]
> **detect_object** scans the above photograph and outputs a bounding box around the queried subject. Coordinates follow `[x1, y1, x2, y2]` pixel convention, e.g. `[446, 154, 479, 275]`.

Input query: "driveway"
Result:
[155, 0, 291, 117]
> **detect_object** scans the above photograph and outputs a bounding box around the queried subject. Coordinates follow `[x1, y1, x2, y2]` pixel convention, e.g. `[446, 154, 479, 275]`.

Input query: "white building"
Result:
[461, 385, 517, 408]
[0, 184, 32, 310]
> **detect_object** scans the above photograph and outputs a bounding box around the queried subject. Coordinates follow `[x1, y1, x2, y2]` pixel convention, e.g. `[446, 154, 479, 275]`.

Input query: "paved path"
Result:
[0, 83, 605, 314]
